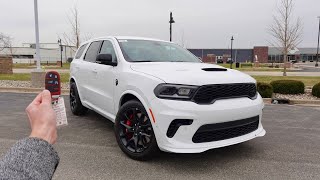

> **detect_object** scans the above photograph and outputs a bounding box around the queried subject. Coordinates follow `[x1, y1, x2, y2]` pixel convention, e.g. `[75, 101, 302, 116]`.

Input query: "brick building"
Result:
[188, 46, 319, 63]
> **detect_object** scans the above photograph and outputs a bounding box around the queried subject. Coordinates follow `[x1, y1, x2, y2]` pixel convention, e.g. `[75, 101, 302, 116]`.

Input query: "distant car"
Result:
[216, 59, 223, 64]
[290, 60, 297, 64]
[69, 36, 266, 160]
[67, 57, 73, 63]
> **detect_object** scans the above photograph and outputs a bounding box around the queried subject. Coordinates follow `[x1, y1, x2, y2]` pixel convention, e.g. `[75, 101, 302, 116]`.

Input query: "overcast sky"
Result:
[1, 0, 320, 48]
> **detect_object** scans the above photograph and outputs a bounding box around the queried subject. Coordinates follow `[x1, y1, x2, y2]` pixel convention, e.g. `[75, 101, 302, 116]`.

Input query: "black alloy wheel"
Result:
[115, 100, 159, 160]
[69, 81, 88, 116]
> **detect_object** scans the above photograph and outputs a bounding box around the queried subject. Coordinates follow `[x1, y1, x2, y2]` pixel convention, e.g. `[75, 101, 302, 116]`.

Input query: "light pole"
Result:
[169, 12, 175, 42]
[58, 39, 63, 67]
[230, 36, 234, 69]
[316, 16, 320, 67]
[33, 0, 41, 70]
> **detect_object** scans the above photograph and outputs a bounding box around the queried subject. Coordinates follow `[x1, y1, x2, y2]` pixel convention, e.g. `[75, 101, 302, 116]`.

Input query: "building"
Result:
[1, 43, 318, 64]
[268, 47, 319, 63]
[0, 43, 76, 64]
[189, 46, 319, 63]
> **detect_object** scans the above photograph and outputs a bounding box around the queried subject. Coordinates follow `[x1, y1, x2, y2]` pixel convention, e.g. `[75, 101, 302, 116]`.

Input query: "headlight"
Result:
[154, 84, 198, 100]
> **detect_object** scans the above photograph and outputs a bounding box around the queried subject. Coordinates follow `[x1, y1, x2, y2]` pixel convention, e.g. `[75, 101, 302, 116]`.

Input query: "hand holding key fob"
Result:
[45, 71, 68, 126]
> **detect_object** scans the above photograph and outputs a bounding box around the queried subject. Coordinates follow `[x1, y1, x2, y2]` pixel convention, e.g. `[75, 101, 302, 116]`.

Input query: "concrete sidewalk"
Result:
[13, 68, 70, 74]
[243, 71, 320, 76]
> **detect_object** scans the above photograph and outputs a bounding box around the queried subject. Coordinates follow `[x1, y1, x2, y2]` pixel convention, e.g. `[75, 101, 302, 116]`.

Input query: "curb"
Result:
[289, 99, 320, 105]
[263, 98, 272, 104]
[0, 87, 69, 95]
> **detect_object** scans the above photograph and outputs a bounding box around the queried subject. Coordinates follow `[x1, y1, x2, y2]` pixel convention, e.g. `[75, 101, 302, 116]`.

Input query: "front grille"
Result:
[192, 83, 256, 104]
[192, 116, 259, 143]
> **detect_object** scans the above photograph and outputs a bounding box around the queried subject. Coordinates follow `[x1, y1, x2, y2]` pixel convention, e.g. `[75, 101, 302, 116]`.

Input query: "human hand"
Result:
[26, 90, 57, 144]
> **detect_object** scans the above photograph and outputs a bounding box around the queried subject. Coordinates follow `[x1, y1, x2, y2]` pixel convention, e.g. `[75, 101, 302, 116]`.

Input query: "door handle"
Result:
[92, 69, 98, 73]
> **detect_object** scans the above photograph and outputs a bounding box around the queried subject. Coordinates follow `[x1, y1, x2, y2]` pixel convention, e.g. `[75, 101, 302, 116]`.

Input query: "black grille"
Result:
[192, 116, 259, 143]
[192, 83, 256, 104]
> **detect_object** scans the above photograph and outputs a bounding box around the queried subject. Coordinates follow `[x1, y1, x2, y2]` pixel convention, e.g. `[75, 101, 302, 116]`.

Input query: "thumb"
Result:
[41, 90, 52, 105]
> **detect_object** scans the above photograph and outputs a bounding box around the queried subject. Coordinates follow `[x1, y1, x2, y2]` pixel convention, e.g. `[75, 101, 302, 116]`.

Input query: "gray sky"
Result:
[1, 0, 320, 48]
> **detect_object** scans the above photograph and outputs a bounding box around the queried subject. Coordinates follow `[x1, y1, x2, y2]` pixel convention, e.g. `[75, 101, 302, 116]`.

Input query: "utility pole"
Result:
[31, 0, 45, 88]
[230, 36, 234, 69]
[33, 0, 41, 70]
[169, 12, 175, 42]
[316, 16, 320, 67]
[58, 39, 63, 67]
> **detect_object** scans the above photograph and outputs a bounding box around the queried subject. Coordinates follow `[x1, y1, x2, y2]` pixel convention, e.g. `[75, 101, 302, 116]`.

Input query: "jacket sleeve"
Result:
[0, 137, 59, 180]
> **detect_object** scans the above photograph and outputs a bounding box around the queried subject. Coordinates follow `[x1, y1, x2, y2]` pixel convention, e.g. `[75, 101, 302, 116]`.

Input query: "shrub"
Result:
[270, 80, 305, 94]
[312, 83, 320, 98]
[257, 82, 273, 98]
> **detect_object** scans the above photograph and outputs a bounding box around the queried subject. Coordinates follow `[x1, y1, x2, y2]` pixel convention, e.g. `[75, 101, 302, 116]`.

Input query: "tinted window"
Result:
[99, 40, 117, 62]
[84, 41, 101, 62]
[75, 43, 88, 59]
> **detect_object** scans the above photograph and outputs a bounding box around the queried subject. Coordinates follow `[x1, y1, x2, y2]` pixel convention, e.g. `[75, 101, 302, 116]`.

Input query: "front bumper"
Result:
[149, 95, 266, 153]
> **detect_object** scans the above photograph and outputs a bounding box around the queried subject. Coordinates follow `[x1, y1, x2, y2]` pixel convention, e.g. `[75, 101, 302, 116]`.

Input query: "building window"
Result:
[313, 56, 317, 60]
[302, 55, 308, 61]
[12, 55, 34, 59]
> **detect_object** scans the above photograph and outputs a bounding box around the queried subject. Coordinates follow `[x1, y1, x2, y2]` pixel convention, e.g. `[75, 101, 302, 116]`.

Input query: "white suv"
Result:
[70, 36, 266, 160]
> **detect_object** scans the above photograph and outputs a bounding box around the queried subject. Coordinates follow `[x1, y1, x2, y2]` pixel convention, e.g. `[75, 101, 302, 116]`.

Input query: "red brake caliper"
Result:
[125, 114, 133, 139]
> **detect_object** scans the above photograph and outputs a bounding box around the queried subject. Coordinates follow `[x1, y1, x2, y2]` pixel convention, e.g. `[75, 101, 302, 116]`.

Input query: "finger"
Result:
[41, 90, 52, 105]
[30, 92, 43, 105]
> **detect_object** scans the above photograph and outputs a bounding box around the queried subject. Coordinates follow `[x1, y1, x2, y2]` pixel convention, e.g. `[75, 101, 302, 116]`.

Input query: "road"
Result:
[0, 92, 320, 180]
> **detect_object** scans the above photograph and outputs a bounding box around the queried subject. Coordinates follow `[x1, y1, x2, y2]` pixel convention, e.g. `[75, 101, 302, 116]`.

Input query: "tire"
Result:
[114, 100, 159, 161]
[69, 81, 88, 116]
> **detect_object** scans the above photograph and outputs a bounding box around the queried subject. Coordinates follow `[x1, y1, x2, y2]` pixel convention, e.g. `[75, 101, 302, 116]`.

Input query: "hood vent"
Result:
[202, 68, 227, 72]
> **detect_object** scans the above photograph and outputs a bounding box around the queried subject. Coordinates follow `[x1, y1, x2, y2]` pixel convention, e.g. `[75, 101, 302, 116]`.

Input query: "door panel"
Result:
[81, 41, 102, 104]
[91, 40, 117, 117]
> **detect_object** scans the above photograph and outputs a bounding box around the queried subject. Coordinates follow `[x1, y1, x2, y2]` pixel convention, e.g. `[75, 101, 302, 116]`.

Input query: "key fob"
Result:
[45, 71, 61, 98]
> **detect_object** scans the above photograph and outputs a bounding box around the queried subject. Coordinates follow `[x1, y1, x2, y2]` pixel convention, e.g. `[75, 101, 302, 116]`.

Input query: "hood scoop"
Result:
[202, 68, 227, 72]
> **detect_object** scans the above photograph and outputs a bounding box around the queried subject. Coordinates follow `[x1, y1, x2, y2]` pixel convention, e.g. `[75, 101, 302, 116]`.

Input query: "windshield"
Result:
[118, 39, 201, 63]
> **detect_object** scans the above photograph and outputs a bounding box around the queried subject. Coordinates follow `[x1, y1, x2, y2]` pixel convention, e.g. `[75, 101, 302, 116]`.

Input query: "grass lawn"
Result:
[218, 64, 291, 72]
[13, 63, 70, 69]
[0, 73, 70, 83]
[253, 76, 320, 87]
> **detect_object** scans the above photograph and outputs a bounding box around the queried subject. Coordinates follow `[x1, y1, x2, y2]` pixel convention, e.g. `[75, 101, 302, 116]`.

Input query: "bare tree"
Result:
[63, 5, 81, 50]
[82, 32, 94, 42]
[0, 33, 11, 52]
[179, 29, 186, 48]
[0, 33, 15, 55]
[269, 0, 302, 76]
[62, 5, 94, 52]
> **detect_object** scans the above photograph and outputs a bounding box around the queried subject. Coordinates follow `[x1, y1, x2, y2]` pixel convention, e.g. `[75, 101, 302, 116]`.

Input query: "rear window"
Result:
[75, 44, 88, 59]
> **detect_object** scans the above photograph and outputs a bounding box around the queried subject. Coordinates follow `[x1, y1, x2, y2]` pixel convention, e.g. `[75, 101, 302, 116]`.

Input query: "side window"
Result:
[99, 40, 117, 62]
[84, 41, 101, 62]
[75, 43, 87, 59]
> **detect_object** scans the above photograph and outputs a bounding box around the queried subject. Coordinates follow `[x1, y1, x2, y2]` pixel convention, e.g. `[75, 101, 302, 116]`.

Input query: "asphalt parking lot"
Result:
[0, 92, 320, 180]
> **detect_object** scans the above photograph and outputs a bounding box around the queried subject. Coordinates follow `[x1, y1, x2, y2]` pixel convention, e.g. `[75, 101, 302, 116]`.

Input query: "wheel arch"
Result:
[117, 90, 155, 125]
[69, 76, 84, 104]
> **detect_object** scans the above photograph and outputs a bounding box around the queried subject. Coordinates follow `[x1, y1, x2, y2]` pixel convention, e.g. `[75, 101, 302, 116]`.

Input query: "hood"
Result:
[130, 62, 256, 86]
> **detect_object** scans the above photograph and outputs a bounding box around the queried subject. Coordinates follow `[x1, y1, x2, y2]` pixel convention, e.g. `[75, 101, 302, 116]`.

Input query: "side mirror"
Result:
[96, 54, 117, 66]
